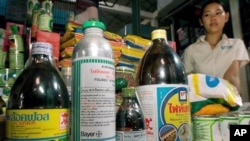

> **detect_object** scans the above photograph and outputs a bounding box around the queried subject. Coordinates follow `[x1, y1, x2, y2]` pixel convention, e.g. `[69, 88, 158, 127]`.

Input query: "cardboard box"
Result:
[36, 30, 60, 66]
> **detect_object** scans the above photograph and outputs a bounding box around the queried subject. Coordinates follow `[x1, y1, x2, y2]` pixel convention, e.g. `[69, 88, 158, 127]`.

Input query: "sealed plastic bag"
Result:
[188, 73, 242, 115]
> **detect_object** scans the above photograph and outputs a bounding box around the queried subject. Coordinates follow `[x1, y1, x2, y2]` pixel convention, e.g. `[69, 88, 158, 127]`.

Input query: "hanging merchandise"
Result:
[116, 87, 146, 141]
[71, 20, 115, 141]
[136, 29, 192, 141]
[26, 0, 40, 28]
[38, 8, 53, 32]
[7, 24, 25, 69]
[5, 42, 70, 140]
[38, 0, 53, 32]
[41, 0, 53, 14]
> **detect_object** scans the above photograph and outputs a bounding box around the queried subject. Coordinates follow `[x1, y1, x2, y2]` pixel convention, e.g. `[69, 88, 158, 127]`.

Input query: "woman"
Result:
[183, 0, 249, 93]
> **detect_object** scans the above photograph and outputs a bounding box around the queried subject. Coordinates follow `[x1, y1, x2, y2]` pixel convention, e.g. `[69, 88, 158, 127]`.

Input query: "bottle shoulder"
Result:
[137, 42, 187, 85]
[73, 36, 113, 58]
[118, 98, 143, 111]
[8, 66, 69, 109]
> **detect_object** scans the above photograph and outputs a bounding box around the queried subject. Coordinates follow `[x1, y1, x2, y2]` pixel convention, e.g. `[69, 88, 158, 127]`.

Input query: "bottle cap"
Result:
[82, 20, 106, 31]
[151, 29, 167, 40]
[122, 87, 136, 97]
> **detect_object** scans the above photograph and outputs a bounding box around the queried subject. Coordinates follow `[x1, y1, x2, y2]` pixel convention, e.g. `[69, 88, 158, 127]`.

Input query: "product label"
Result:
[192, 116, 221, 141]
[9, 53, 24, 69]
[5, 109, 69, 140]
[72, 57, 115, 141]
[136, 84, 191, 141]
[38, 13, 53, 32]
[116, 130, 146, 141]
[220, 116, 239, 141]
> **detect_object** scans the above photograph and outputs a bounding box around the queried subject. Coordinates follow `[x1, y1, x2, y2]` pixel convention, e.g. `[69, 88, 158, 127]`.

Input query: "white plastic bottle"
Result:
[71, 20, 115, 141]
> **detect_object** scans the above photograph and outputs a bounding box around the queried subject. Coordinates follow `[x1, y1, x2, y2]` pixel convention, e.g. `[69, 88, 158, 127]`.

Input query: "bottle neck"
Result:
[26, 54, 54, 67]
[84, 27, 103, 36]
[153, 37, 166, 41]
[122, 97, 138, 104]
[26, 42, 55, 67]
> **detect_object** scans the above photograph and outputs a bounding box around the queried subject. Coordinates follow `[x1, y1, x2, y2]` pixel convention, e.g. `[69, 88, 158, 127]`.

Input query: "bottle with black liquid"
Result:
[6, 42, 70, 141]
[116, 87, 146, 141]
[136, 29, 191, 141]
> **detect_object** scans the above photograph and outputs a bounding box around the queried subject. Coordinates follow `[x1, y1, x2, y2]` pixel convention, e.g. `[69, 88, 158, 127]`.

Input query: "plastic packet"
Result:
[188, 73, 242, 107]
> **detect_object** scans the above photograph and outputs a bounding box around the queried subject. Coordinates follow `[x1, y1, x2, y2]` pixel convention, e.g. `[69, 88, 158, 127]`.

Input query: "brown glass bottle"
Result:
[137, 30, 187, 85]
[6, 42, 70, 141]
[116, 87, 146, 141]
[136, 29, 191, 141]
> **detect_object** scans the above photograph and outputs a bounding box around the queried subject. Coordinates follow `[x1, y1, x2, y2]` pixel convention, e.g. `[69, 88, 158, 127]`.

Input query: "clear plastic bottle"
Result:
[61, 67, 72, 102]
[136, 29, 191, 141]
[6, 42, 70, 140]
[116, 87, 146, 141]
[72, 20, 115, 141]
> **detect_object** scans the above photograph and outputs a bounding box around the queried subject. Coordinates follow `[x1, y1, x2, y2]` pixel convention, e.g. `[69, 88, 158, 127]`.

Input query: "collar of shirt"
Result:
[197, 34, 228, 43]
[196, 34, 232, 50]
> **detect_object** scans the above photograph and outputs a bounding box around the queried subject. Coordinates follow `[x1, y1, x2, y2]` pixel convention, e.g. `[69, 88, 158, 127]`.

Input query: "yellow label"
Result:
[163, 91, 190, 127]
[6, 109, 69, 140]
[192, 73, 200, 96]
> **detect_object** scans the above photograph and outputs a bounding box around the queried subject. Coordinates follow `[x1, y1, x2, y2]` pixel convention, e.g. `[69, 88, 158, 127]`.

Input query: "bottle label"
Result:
[32, 42, 52, 56]
[136, 84, 191, 141]
[72, 57, 115, 140]
[38, 13, 53, 32]
[116, 130, 146, 141]
[5, 109, 69, 140]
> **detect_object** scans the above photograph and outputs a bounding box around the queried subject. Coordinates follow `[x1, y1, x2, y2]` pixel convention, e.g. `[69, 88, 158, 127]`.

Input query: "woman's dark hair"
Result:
[199, 0, 233, 37]
[199, 0, 229, 19]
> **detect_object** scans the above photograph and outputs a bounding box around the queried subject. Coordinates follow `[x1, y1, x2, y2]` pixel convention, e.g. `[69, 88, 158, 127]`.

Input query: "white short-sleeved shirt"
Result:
[183, 34, 250, 78]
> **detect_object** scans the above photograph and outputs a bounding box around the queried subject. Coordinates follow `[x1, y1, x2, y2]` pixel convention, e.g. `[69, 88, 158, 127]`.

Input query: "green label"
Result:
[38, 13, 53, 32]
[9, 53, 24, 69]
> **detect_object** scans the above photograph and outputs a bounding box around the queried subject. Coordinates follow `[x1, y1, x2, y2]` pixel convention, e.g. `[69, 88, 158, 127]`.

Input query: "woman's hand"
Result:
[223, 60, 241, 93]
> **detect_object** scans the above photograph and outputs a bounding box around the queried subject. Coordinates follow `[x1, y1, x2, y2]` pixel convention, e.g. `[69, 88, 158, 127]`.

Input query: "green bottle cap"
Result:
[122, 87, 136, 98]
[82, 20, 106, 31]
[9, 24, 19, 34]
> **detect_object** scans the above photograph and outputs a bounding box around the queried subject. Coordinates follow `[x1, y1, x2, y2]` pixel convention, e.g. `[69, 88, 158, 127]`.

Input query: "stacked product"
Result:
[110, 34, 151, 110]
[121, 34, 151, 74]
[103, 31, 125, 66]
[60, 21, 83, 68]
[0, 23, 24, 108]
[28, 0, 61, 67]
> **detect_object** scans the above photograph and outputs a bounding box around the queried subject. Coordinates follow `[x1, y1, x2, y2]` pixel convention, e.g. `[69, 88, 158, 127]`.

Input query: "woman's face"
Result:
[200, 2, 229, 34]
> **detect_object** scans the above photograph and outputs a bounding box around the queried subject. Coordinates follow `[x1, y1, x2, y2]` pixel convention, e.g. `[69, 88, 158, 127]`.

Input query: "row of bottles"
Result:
[3, 20, 191, 141]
